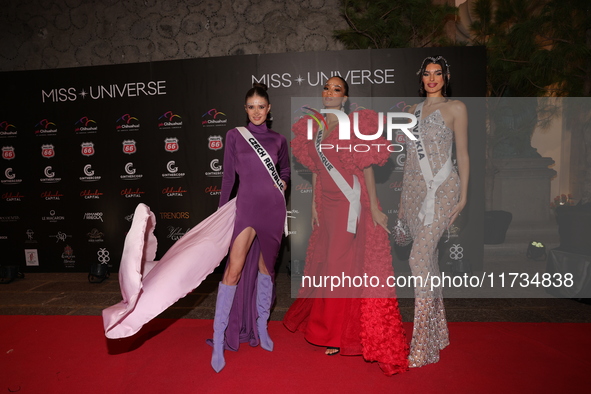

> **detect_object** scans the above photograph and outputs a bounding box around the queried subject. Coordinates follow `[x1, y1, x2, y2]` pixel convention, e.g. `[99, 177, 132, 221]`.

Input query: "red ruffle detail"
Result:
[284, 110, 408, 375]
[290, 116, 318, 172]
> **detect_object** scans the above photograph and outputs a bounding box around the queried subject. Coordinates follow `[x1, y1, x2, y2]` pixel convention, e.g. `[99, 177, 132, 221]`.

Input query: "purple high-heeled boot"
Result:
[256, 272, 274, 351]
[210, 282, 236, 372]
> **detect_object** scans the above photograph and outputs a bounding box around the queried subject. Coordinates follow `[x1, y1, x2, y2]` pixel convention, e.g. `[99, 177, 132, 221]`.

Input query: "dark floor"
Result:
[1, 270, 590, 323]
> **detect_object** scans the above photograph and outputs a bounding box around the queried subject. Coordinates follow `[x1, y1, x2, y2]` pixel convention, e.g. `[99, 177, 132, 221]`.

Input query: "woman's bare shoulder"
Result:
[446, 99, 467, 113]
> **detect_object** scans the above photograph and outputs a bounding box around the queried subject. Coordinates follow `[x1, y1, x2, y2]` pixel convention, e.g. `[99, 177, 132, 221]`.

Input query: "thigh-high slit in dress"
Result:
[102, 122, 289, 343]
[219, 122, 290, 350]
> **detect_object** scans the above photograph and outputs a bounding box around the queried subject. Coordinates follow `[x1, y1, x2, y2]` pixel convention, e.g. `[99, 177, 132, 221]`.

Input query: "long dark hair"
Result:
[245, 82, 272, 127]
[417, 56, 451, 97]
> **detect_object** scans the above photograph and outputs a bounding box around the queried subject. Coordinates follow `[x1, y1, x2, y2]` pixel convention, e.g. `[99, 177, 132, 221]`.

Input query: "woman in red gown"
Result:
[283, 76, 409, 376]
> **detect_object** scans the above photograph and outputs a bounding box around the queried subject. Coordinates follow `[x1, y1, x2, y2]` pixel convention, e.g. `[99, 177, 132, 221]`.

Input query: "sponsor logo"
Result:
[162, 160, 185, 179]
[87, 228, 104, 243]
[0, 215, 20, 222]
[41, 144, 55, 158]
[295, 182, 313, 193]
[395, 153, 406, 171]
[120, 187, 145, 198]
[80, 189, 103, 199]
[80, 164, 102, 182]
[166, 226, 191, 241]
[252, 69, 395, 89]
[40, 166, 62, 183]
[42, 210, 65, 222]
[164, 137, 179, 153]
[158, 111, 183, 129]
[122, 139, 137, 154]
[61, 244, 76, 268]
[2, 146, 15, 160]
[2, 167, 22, 185]
[74, 117, 98, 134]
[159, 211, 190, 220]
[208, 135, 223, 151]
[162, 186, 187, 197]
[97, 248, 111, 265]
[81, 142, 95, 156]
[83, 212, 104, 221]
[51, 231, 72, 243]
[124, 213, 135, 223]
[205, 158, 223, 177]
[0, 121, 18, 138]
[116, 114, 140, 131]
[25, 229, 38, 243]
[25, 249, 39, 266]
[205, 185, 221, 196]
[40, 190, 64, 201]
[389, 181, 403, 192]
[201, 109, 228, 127]
[34, 119, 58, 136]
[2, 191, 24, 202]
[120, 162, 143, 180]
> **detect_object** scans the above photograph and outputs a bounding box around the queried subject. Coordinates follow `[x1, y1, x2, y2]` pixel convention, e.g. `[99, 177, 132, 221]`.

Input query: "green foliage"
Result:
[334, 0, 458, 49]
[470, 0, 591, 97]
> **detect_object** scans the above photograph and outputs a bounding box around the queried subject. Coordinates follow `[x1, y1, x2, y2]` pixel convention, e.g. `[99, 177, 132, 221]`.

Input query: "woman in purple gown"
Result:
[210, 83, 290, 372]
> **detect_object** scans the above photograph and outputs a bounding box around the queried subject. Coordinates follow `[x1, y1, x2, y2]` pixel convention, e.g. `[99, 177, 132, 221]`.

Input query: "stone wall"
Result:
[0, 0, 347, 71]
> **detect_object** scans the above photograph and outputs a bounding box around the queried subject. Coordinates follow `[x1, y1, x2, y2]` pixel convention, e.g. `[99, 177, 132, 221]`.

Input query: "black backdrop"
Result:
[0, 46, 486, 274]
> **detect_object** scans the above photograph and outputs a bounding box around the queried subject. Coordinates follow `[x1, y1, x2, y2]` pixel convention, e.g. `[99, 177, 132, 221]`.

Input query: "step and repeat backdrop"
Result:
[0, 46, 486, 273]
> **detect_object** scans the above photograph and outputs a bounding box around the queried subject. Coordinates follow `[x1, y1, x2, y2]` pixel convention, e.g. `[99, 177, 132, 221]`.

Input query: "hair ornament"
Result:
[416, 56, 451, 75]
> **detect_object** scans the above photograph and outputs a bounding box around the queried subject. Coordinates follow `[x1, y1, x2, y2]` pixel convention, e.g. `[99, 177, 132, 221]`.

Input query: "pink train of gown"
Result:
[102, 199, 237, 339]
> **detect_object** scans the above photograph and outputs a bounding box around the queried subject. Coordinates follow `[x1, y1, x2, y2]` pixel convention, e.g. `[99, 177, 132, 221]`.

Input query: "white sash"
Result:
[314, 123, 361, 234]
[236, 127, 288, 236]
[412, 102, 453, 226]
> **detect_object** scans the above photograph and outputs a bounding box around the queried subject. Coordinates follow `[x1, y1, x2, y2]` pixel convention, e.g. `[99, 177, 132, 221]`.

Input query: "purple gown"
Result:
[219, 121, 290, 350]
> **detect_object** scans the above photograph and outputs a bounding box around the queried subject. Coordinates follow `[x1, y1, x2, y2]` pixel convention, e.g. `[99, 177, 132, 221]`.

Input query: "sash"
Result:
[314, 123, 361, 234]
[236, 127, 288, 236]
[412, 102, 453, 226]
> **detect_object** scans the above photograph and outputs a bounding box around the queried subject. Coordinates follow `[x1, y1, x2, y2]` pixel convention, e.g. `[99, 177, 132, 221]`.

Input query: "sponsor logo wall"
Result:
[0, 47, 486, 273]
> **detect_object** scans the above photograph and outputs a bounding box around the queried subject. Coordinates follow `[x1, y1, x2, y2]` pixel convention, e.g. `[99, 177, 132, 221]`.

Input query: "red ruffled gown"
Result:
[283, 110, 409, 376]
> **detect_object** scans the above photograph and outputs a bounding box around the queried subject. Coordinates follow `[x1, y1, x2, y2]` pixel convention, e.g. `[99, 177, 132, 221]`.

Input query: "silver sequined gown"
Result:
[400, 108, 460, 368]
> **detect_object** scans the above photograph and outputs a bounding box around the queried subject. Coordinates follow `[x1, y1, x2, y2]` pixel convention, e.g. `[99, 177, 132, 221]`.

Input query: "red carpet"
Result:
[1, 316, 588, 393]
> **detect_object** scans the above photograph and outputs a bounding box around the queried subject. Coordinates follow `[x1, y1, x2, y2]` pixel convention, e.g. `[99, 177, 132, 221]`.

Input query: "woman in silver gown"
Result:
[400, 56, 469, 368]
